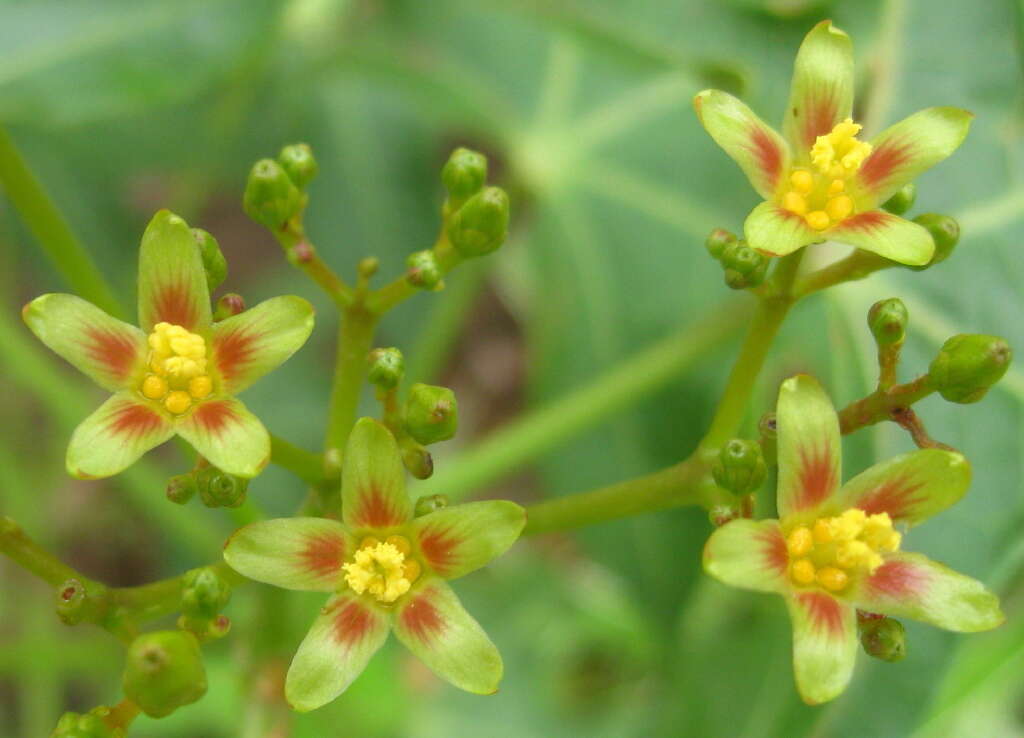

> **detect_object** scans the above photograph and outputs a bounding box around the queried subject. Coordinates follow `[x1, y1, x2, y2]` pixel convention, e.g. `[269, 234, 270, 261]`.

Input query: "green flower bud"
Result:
[404, 383, 458, 444]
[720, 241, 768, 289]
[929, 334, 1012, 404]
[859, 617, 906, 662]
[191, 228, 227, 291]
[278, 143, 318, 189]
[52, 707, 124, 738]
[447, 186, 510, 258]
[358, 256, 380, 280]
[195, 467, 248, 508]
[867, 298, 908, 348]
[406, 249, 444, 290]
[166, 473, 198, 505]
[414, 494, 449, 517]
[243, 158, 303, 230]
[401, 441, 434, 480]
[56, 578, 105, 626]
[442, 147, 488, 205]
[213, 293, 245, 321]
[881, 183, 916, 216]
[181, 567, 231, 620]
[323, 447, 343, 480]
[367, 347, 405, 390]
[708, 503, 740, 528]
[705, 228, 737, 260]
[122, 630, 207, 718]
[711, 439, 767, 496]
[909, 213, 959, 269]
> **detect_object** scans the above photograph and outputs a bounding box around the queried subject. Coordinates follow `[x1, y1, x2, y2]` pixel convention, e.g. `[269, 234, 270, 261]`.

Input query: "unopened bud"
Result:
[367, 347, 404, 390]
[708, 503, 740, 528]
[720, 241, 768, 289]
[278, 143, 318, 189]
[191, 228, 227, 291]
[867, 298, 908, 348]
[404, 383, 458, 444]
[705, 228, 737, 259]
[166, 473, 197, 505]
[909, 213, 959, 269]
[123, 630, 207, 718]
[243, 158, 303, 230]
[214, 293, 245, 321]
[323, 447, 343, 480]
[442, 147, 488, 207]
[859, 617, 906, 662]
[401, 441, 434, 480]
[52, 707, 123, 738]
[414, 494, 449, 517]
[406, 249, 444, 290]
[181, 568, 231, 621]
[195, 467, 248, 508]
[447, 186, 509, 257]
[358, 257, 380, 280]
[929, 334, 1012, 404]
[711, 439, 767, 496]
[882, 183, 916, 216]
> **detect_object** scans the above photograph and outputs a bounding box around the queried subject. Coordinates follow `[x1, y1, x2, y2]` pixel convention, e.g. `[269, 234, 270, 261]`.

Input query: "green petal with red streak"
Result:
[176, 396, 269, 478]
[703, 519, 790, 594]
[783, 20, 854, 154]
[743, 201, 822, 257]
[341, 418, 412, 530]
[785, 590, 857, 705]
[776, 374, 842, 519]
[411, 500, 525, 581]
[211, 295, 315, 395]
[832, 449, 970, 526]
[852, 552, 1003, 632]
[694, 89, 790, 200]
[22, 293, 147, 392]
[223, 517, 352, 591]
[137, 210, 211, 334]
[285, 592, 390, 712]
[392, 578, 502, 695]
[856, 107, 973, 206]
[66, 391, 175, 479]
[827, 210, 934, 266]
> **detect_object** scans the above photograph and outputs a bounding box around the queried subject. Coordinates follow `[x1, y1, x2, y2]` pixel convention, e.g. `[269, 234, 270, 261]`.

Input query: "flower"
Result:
[702, 374, 1002, 704]
[693, 21, 972, 266]
[22, 210, 314, 479]
[223, 418, 526, 711]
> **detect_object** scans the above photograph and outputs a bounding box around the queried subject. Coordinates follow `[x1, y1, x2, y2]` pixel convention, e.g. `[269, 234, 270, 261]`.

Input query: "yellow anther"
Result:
[359, 536, 381, 550]
[342, 542, 412, 603]
[783, 191, 808, 216]
[402, 559, 421, 583]
[788, 507, 902, 589]
[786, 527, 813, 558]
[810, 118, 872, 176]
[791, 559, 817, 585]
[385, 535, 411, 555]
[806, 211, 831, 230]
[828, 179, 845, 195]
[817, 567, 849, 592]
[812, 519, 833, 544]
[164, 391, 192, 415]
[188, 375, 212, 400]
[790, 169, 814, 194]
[826, 195, 854, 221]
[141, 375, 167, 400]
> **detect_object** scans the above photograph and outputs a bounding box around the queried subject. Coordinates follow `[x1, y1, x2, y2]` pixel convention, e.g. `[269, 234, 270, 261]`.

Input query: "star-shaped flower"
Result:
[223, 418, 526, 711]
[703, 374, 1002, 704]
[23, 210, 314, 479]
[694, 21, 972, 265]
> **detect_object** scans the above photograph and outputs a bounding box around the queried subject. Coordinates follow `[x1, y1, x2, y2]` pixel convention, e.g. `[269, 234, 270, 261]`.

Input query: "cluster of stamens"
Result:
[785, 509, 901, 593]
[139, 322, 212, 415]
[342, 535, 421, 604]
[781, 118, 872, 231]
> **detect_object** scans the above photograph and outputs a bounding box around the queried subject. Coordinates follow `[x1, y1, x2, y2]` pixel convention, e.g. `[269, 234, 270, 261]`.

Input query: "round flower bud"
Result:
[711, 439, 767, 496]
[195, 467, 248, 508]
[278, 143, 318, 189]
[447, 186, 510, 258]
[720, 241, 768, 289]
[442, 147, 488, 205]
[406, 250, 444, 290]
[165, 473, 198, 505]
[929, 334, 1012, 404]
[191, 228, 227, 291]
[705, 228, 737, 260]
[122, 630, 207, 718]
[404, 383, 458, 444]
[53, 707, 124, 738]
[367, 347, 405, 390]
[414, 494, 449, 517]
[909, 213, 960, 270]
[214, 293, 245, 321]
[881, 183, 916, 216]
[859, 617, 907, 662]
[243, 158, 303, 230]
[867, 298, 908, 348]
[401, 442, 434, 480]
[181, 567, 231, 620]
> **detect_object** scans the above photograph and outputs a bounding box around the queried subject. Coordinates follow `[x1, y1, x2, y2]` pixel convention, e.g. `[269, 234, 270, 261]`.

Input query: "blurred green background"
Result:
[2, 0, 1023, 736]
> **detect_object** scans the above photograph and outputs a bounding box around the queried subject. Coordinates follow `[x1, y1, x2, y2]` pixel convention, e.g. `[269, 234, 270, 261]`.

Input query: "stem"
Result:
[324, 306, 379, 455]
[0, 517, 80, 586]
[271, 222, 352, 308]
[792, 250, 891, 298]
[837, 374, 935, 434]
[269, 434, 324, 486]
[365, 232, 462, 315]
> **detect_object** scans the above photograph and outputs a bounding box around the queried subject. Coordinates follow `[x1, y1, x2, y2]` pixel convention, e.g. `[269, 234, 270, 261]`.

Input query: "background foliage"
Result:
[2, 0, 1023, 736]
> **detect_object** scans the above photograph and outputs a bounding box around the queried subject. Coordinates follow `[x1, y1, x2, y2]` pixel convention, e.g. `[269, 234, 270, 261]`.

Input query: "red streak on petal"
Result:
[795, 444, 838, 511]
[330, 600, 374, 646]
[153, 279, 198, 329]
[215, 328, 259, 384]
[756, 527, 789, 575]
[401, 590, 445, 645]
[748, 125, 781, 190]
[83, 327, 137, 381]
[860, 140, 913, 191]
[353, 486, 402, 528]
[837, 210, 890, 234]
[856, 476, 925, 521]
[867, 559, 927, 599]
[798, 591, 845, 637]
[299, 534, 345, 581]
[418, 526, 461, 576]
[109, 401, 162, 440]
[801, 97, 838, 149]
[194, 400, 237, 435]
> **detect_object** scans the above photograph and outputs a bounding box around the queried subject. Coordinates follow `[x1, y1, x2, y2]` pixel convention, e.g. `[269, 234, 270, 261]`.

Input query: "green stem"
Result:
[0, 517, 80, 586]
[365, 232, 462, 315]
[271, 222, 352, 308]
[324, 306, 379, 456]
[837, 374, 935, 434]
[0, 126, 124, 319]
[269, 434, 323, 486]
[792, 250, 891, 298]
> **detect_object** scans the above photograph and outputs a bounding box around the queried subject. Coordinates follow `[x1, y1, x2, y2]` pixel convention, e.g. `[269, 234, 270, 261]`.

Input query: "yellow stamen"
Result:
[786, 509, 900, 591]
[782, 191, 808, 216]
[826, 195, 854, 221]
[786, 527, 813, 558]
[142, 322, 212, 414]
[188, 375, 212, 400]
[164, 391, 191, 415]
[342, 542, 413, 604]
[812, 519, 833, 544]
[142, 375, 168, 400]
[806, 211, 830, 231]
[790, 169, 813, 194]
[817, 566, 849, 592]
[828, 179, 845, 195]
[402, 559, 421, 583]
[359, 536, 380, 550]
[386, 535, 411, 555]
[791, 559, 816, 585]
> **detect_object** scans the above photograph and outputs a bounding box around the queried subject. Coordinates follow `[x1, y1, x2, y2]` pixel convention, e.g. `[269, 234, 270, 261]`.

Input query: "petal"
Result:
[694, 89, 790, 199]
[285, 592, 390, 712]
[23, 294, 147, 392]
[776, 375, 842, 519]
[743, 201, 822, 257]
[783, 20, 855, 153]
[856, 107, 973, 205]
[703, 518, 790, 594]
[411, 500, 526, 580]
[852, 552, 1003, 632]
[66, 391, 175, 479]
[211, 296, 315, 395]
[176, 396, 270, 478]
[832, 449, 970, 526]
[786, 591, 857, 705]
[137, 210, 211, 334]
[392, 578, 502, 694]
[223, 517, 353, 592]
[827, 210, 934, 266]
[342, 418, 412, 530]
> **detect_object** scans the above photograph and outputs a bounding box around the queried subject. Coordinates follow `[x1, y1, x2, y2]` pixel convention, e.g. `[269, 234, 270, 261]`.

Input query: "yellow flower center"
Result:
[781, 118, 872, 231]
[785, 509, 900, 593]
[342, 535, 421, 604]
[140, 322, 212, 415]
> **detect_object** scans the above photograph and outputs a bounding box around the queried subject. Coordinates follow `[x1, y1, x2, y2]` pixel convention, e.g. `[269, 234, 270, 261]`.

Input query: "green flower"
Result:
[23, 210, 314, 479]
[223, 418, 526, 711]
[694, 21, 972, 266]
[703, 375, 1002, 704]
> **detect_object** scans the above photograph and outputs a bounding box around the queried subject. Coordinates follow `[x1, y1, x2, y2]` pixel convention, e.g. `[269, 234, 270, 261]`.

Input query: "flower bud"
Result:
[867, 298, 908, 348]
[55, 578, 105, 626]
[358, 256, 380, 280]
[367, 347, 405, 390]
[720, 241, 768, 289]
[881, 183, 916, 216]
[165, 473, 197, 505]
[929, 334, 1012, 404]
[195, 467, 248, 508]
[181, 567, 231, 620]
[447, 186, 509, 258]
[711, 439, 767, 496]
[406, 249, 444, 290]
[191, 228, 227, 291]
[278, 143, 318, 189]
[909, 213, 959, 269]
[401, 441, 434, 480]
[859, 616, 906, 662]
[442, 147, 488, 206]
[122, 630, 207, 718]
[705, 228, 737, 260]
[243, 158, 303, 230]
[53, 707, 123, 738]
[404, 383, 458, 444]
[414, 494, 449, 517]
[708, 503, 740, 528]
[213, 293, 245, 321]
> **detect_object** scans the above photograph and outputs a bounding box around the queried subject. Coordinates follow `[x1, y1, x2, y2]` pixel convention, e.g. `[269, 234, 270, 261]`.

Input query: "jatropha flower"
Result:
[23, 210, 314, 479]
[223, 418, 526, 711]
[703, 375, 1002, 704]
[694, 21, 972, 265]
